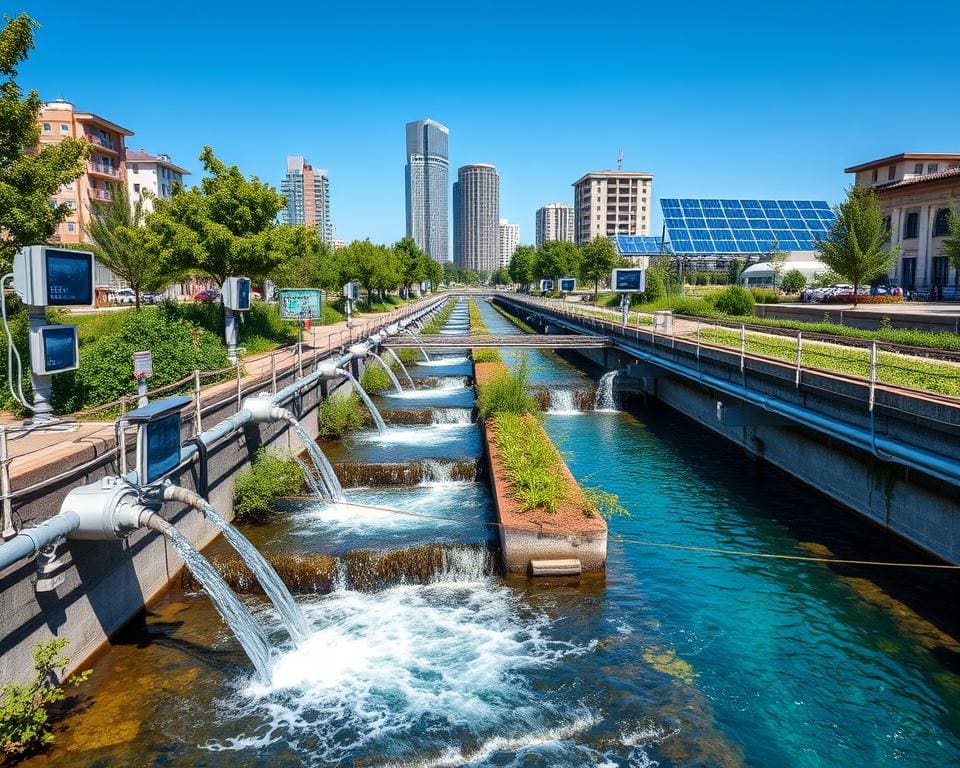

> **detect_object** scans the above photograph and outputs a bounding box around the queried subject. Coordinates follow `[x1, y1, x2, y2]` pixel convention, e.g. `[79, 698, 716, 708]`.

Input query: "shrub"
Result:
[472, 349, 502, 364]
[393, 347, 420, 364]
[0, 638, 90, 757]
[477, 358, 539, 420]
[713, 285, 756, 316]
[780, 269, 807, 294]
[167, 300, 297, 354]
[749, 288, 780, 304]
[642, 270, 665, 302]
[233, 449, 303, 523]
[317, 392, 366, 438]
[491, 412, 567, 513]
[359, 360, 394, 394]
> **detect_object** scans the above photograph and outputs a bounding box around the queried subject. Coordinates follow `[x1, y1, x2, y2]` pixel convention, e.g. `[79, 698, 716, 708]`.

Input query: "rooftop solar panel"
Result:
[659, 198, 835, 256]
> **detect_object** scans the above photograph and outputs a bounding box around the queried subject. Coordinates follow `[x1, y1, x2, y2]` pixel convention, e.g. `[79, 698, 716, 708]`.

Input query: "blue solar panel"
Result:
[614, 236, 671, 255]
[659, 198, 835, 255]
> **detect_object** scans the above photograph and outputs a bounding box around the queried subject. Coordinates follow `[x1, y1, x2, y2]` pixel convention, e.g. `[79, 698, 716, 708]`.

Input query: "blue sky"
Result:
[14, 0, 960, 248]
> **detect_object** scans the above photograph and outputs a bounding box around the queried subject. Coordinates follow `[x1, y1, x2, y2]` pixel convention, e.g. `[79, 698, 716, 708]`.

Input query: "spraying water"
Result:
[196, 501, 312, 645]
[402, 328, 431, 362]
[385, 348, 416, 389]
[369, 352, 404, 393]
[594, 371, 619, 412]
[152, 520, 272, 681]
[547, 389, 579, 415]
[293, 456, 323, 497]
[338, 368, 388, 434]
[286, 418, 345, 501]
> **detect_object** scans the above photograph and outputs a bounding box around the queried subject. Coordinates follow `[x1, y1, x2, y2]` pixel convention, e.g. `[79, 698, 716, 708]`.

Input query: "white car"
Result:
[112, 288, 137, 304]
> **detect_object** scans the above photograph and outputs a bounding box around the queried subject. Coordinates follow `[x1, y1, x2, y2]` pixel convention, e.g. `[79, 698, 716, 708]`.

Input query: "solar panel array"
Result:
[660, 199, 835, 255]
[614, 235, 671, 255]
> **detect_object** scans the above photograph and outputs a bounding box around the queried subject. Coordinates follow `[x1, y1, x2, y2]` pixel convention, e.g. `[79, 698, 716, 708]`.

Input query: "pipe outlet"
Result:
[348, 343, 369, 357]
[386, 323, 399, 336]
[242, 396, 288, 423]
[316, 362, 342, 379]
[63, 476, 142, 540]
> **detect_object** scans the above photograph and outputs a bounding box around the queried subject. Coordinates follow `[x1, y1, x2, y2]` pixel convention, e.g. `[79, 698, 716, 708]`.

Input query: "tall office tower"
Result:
[453, 164, 500, 273]
[535, 202, 575, 246]
[405, 118, 449, 262]
[572, 171, 654, 244]
[281, 156, 332, 245]
[498, 219, 519, 267]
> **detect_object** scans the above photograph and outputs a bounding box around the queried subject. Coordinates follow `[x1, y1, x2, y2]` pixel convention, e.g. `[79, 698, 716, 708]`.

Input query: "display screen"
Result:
[278, 289, 322, 319]
[42, 326, 77, 372]
[145, 413, 182, 483]
[540, 279, 554, 291]
[560, 278, 576, 292]
[614, 270, 645, 291]
[237, 279, 250, 310]
[45, 250, 93, 306]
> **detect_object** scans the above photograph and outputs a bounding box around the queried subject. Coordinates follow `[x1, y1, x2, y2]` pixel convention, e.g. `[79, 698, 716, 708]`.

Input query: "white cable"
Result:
[0, 274, 34, 412]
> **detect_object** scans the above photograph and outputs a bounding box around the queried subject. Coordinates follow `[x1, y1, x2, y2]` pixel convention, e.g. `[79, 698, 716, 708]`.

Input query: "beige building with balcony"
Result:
[572, 171, 653, 245]
[126, 149, 188, 212]
[37, 99, 133, 246]
[846, 153, 960, 295]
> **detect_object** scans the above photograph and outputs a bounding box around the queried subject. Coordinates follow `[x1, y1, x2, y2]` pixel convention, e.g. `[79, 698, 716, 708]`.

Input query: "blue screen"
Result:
[238, 279, 250, 310]
[615, 270, 644, 291]
[45, 250, 93, 306]
[42, 326, 76, 372]
[146, 413, 182, 483]
[541, 280, 554, 291]
[560, 279, 576, 292]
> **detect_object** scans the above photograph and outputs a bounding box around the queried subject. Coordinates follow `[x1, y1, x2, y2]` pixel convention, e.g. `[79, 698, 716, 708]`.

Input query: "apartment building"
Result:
[126, 149, 189, 212]
[846, 153, 960, 294]
[453, 164, 500, 273]
[38, 99, 132, 245]
[405, 118, 449, 262]
[498, 219, 519, 267]
[281, 156, 333, 245]
[535, 202, 574, 246]
[572, 171, 654, 244]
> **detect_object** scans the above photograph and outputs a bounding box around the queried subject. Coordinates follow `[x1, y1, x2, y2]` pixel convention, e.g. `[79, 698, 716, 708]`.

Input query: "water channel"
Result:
[21, 297, 960, 767]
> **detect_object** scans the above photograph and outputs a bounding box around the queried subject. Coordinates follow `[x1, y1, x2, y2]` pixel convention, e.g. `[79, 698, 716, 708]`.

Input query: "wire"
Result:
[309, 498, 960, 570]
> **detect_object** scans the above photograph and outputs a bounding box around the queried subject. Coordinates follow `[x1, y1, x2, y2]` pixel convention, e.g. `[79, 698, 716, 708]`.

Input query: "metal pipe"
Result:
[0, 510, 80, 571]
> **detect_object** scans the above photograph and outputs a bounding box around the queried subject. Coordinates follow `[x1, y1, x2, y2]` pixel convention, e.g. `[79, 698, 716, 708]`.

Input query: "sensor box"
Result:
[13, 246, 95, 307]
[222, 277, 251, 311]
[122, 396, 191, 485]
[539, 279, 554, 292]
[559, 278, 576, 292]
[611, 268, 646, 293]
[30, 325, 79, 374]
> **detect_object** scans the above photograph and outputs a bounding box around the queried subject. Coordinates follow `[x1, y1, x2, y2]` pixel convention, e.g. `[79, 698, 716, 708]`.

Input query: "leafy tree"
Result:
[763, 239, 788, 288]
[943, 208, 960, 281]
[148, 147, 286, 287]
[86, 185, 170, 309]
[815, 185, 898, 307]
[508, 245, 536, 288]
[442, 261, 461, 284]
[491, 267, 511, 286]
[534, 240, 579, 283]
[641, 269, 665, 303]
[780, 268, 807, 294]
[395, 235, 427, 296]
[579, 236, 618, 298]
[269, 225, 333, 290]
[461, 268, 479, 285]
[0, 14, 89, 269]
[726, 258, 745, 284]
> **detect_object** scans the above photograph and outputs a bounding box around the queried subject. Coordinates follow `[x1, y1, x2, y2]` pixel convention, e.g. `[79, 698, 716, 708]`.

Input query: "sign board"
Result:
[559, 277, 576, 293]
[134, 350, 153, 380]
[14, 246, 95, 307]
[223, 276, 251, 311]
[539, 279, 555, 292]
[142, 412, 182, 484]
[343, 282, 360, 301]
[30, 325, 79, 374]
[278, 289, 323, 320]
[611, 268, 646, 293]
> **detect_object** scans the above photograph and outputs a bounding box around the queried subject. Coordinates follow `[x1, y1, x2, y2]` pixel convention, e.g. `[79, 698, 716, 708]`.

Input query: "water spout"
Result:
[293, 456, 323, 497]
[337, 368, 388, 434]
[164, 486, 312, 645]
[369, 352, 403, 394]
[385, 347, 417, 389]
[143, 514, 273, 681]
[402, 328, 431, 362]
[282, 415, 346, 501]
[594, 371, 619, 412]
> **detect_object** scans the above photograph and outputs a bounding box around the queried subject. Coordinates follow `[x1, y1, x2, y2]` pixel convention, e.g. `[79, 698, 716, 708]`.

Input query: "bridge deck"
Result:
[384, 333, 611, 349]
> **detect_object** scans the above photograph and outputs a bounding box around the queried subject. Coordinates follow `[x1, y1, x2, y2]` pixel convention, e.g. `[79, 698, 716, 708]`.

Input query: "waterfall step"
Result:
[529, 559, 582, 577]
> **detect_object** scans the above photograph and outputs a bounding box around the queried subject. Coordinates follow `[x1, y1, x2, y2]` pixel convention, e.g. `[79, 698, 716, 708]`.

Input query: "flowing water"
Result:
[24, 296, 960, 767]
[198, 502, 312, 645]
[289, 420, 345, 501]
[293, 455, 323, 497]
[402, 328, 431, 361]
[594, 370, 619, 412]
[547, 388, 579, 415]
[369, 351, 404, 393]
[339, 368, 388, 433]
[385, 347, 417, 388]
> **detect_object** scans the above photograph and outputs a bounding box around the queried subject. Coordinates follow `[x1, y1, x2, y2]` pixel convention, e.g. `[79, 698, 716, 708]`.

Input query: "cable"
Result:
[1, 274, 34, 412]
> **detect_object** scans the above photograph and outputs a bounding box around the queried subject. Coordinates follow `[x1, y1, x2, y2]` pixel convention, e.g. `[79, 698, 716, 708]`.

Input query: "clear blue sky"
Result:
[14, 0, 960, 248]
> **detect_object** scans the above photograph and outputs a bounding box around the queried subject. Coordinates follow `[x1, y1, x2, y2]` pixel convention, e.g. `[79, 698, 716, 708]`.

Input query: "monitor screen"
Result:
[560, 278, 576, 292]
[237, 279, 250, 310]
[541, 279, 554, 291]
[145, 413, 182, 483]
[614, 270, 644, 291]
[45, 250, 93, 306]
[42, 326, 77, 372]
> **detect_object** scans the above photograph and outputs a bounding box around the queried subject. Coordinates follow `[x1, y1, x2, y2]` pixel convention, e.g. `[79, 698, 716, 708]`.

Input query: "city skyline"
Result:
[15, 1, 960, 249]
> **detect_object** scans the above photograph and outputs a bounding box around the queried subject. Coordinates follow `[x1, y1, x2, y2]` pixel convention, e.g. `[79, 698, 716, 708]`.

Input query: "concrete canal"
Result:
[12, 297, 960, 766]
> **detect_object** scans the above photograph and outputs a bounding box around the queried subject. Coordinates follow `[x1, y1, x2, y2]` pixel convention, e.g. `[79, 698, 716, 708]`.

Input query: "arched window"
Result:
[933, 208, 952, 237]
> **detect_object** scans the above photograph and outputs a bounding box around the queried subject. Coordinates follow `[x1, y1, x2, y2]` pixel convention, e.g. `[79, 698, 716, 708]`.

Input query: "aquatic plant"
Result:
[476, 358, 539, 420]
[359, 360, 394, 394]
[468, 299, 487, 335]
[491, 412, 568, 513]
[233, 449, 304, 523]
[317, 392, 366, 438]
[582, 485, 631, 520]
[420, 300, 456, 334]
[472, 348, 502, 364]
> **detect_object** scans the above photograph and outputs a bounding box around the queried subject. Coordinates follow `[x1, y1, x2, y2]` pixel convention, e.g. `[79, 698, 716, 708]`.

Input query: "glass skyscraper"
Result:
[281, 156, 332, 246]
[405, 119, 449, 262]
[453, 163, 500, 273]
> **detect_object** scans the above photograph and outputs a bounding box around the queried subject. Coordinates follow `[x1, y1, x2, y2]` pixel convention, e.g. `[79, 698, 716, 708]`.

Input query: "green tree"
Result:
[395, 235, 427, 296]
[943, 207, 960, 281]
[780, 268, 807, 294]
[816, 185, 898, 307]
[338, 239, 397, 306]
[579, 236, 618, 298]
[269, 225, 332, 289]
[763, 239, 788, 288]
[491, 267, 511, 286]
[508, 245, 536, 288]
[86, 185, 170, 309]
[0, 14, 89, 269]
[442, 261, 462, 285]
[148, 147, 286, 287]
[534, 240, 580, 283]
[726, 258, 745, 284]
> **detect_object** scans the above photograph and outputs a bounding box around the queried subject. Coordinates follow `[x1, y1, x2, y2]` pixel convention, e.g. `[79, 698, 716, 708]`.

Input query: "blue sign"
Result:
[612, 268, 646, 293]
[278, 289, 323, 319]
[145, 412, 182, 484]
[46, 250, 93, 306]
[540, 279, 554, 292]
[42, 326, 77, 372]
[559, 278, 576, 292]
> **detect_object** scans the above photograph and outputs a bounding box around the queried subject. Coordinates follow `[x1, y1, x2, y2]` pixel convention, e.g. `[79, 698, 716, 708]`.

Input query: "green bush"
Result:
[170, 301, 297, 354]
[749, 288, 780, 304]
[642, 270, 665, 302]
[393, 347, 420, 364]
[317, 392, 366, 438]
[233, 449, 304, 524]
[0, 638, 90, 757]
[492, 412, 568, 513]
[359, 360, 393, 394]
[780, 269, 807, 294]
[713, 285, 756, 316]
[477, 358, 539, 420]
[472, 349, 502, 364]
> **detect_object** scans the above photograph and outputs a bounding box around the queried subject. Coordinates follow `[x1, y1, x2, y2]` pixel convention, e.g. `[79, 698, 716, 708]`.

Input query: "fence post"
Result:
[270, 352, 277, 393]
[297, 339, 303, 378]
[869, 340, 877, 412]
[235, 361, 242, 411]
[740, 324, 746, 372]
[193, 370, 202, 433]
[118, 398, 128, 476]
[696, 317, 701, 362]
[0, 427, 14, 539]
[795, 332, 802, 388]
[312, 327, 318, 371]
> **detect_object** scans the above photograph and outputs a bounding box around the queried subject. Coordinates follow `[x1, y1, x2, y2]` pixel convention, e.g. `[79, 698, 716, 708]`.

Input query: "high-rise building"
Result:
[535, 202, 575, 246]
[453, 164, 500, 272]
[498, 219, 519, 267]
[126, 149, 189, 212]
[281, 156, 332, 245]
[572, 171, 654, 244]
[405, 118, 449, 262]
[37, 99, 133, 246]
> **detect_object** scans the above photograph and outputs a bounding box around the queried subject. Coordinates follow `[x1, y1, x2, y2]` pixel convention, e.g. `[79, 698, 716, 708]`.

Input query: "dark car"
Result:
[193, 289, 220, 302]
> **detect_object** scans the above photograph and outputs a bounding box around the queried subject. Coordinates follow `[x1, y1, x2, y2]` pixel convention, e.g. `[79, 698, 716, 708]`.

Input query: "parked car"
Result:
[112, 288, 137, 305]
[141, 292, 161, 304]
[193, 289, 220, 302]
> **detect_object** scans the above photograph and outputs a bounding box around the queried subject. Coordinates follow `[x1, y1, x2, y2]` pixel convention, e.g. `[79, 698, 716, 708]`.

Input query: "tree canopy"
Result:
[943, 208, 960, 277]
[0, 14, 89, 269]
[579, 236, 619, 297]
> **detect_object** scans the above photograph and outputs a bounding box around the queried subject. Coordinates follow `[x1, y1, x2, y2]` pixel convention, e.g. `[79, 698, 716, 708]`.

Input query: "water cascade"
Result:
[369, 352, 404, 394]
[594, 370, 619, 412]
[285, 418, 346, 501]
[385, 348, 416, 389]
[547, 389, 579, 415]
[402, 328, 431, 362]
[293, 456, 323, 497]
[432, 408, 472, 425]
[338, 368, 388, 434]
[146, 516, 273, 680]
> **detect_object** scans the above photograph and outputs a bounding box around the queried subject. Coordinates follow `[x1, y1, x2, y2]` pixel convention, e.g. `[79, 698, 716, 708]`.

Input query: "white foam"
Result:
[416, 356, 469, 367]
